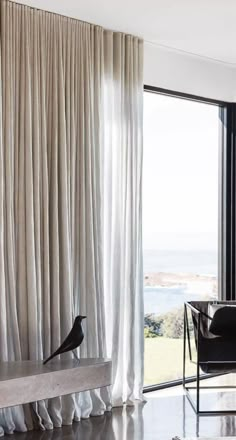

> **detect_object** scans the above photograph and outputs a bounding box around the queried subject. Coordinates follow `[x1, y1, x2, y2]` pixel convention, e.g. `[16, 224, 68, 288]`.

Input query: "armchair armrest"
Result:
[186, 302, 200, 316]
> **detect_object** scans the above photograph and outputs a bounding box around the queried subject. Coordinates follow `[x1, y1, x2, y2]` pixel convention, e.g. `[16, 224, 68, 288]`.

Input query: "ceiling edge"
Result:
[146, 40, 236, 68]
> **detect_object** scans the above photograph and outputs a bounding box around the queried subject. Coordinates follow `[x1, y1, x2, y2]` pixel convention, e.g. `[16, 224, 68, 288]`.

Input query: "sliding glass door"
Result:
[143, 90, 220, 387]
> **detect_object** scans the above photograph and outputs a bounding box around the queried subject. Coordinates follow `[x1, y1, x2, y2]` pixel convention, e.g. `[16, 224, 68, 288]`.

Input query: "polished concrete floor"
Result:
[9, 376, 236, 439]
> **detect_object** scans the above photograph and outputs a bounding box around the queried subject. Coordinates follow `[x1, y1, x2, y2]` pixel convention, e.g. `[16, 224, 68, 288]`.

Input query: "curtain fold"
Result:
[0, 0, 144, 435]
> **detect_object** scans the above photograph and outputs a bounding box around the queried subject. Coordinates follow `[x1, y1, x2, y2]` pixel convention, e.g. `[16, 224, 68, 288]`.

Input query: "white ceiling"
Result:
[14, 0, 236, 65]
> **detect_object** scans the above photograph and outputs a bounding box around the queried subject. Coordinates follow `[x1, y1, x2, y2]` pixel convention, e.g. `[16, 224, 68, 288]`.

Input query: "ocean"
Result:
[143, 249, 217, 275]
[143, 249, 217, 315]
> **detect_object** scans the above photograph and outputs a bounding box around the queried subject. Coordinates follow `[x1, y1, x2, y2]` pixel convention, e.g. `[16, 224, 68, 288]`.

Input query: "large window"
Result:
[143, 90, 219, 387]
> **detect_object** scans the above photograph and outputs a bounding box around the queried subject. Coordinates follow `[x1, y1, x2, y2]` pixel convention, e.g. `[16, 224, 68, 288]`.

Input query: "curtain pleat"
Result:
[0, 0, 144, 435]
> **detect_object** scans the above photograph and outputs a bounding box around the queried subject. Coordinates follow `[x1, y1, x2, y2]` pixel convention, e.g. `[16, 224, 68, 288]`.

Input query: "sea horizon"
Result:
[143, 248, 217, 276]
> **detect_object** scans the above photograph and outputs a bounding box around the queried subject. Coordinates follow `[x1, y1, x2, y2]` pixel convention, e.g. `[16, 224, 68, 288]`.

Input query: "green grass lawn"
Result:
[144, 336, 197, 386]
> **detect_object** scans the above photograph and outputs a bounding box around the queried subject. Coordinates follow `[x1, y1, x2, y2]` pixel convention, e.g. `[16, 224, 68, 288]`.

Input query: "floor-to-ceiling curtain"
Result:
[103, 32, 144, 405]
[0, 0, 144, 435]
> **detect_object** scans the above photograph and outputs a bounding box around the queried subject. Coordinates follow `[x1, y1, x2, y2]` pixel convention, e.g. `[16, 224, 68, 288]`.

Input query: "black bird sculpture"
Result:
[43, 315, 86, 365]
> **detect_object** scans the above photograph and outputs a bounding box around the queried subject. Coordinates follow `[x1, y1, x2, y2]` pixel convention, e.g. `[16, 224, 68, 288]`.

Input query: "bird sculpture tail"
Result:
[43, 343, 71, 365]
[43, 353, 56, 365]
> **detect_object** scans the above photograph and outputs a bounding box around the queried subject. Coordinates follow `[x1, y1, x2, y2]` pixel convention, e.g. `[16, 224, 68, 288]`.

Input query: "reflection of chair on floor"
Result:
[182, 394, 200, 437]
[182, 391, 236, 437]
[183, 301, 236, 415]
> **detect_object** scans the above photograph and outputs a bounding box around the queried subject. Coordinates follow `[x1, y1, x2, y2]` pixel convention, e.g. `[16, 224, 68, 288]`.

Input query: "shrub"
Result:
[144, 313, 164, 336]
[144, 307, 193, 339]
[161, 308, 184, 339]
[144, 327, 158, 338]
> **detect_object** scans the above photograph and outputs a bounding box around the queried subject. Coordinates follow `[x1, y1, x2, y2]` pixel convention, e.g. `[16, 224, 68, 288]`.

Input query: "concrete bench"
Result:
[0, 358, 112, 409]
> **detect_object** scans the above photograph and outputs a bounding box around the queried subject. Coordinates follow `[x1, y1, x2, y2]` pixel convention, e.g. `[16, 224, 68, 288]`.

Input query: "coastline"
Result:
[144, 272, 217, 295]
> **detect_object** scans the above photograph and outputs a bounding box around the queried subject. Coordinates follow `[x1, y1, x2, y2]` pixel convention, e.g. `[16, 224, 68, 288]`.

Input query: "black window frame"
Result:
[143, 84, 233, 392]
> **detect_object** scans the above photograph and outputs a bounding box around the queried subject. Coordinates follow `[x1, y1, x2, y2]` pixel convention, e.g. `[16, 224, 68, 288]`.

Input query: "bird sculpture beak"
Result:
[82, 316, 87, 319]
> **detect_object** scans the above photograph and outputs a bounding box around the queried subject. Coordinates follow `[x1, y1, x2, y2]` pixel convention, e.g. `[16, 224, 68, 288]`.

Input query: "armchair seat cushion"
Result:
[209, 305, 236, 337]
[199, 334, 236, 373]
[200, 363, 236, 374]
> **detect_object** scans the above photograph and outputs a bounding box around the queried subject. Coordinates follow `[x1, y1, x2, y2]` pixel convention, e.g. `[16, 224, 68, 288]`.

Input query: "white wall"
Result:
[144, 42, 236, 102]
[11, 0, 236, 102]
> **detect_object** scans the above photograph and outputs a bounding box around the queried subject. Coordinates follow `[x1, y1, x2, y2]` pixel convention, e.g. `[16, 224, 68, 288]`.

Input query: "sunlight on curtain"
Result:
[103, 32, 144, 405]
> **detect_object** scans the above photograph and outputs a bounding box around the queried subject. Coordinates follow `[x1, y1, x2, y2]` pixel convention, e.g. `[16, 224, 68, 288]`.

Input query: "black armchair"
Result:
[183, 300, 236, 414]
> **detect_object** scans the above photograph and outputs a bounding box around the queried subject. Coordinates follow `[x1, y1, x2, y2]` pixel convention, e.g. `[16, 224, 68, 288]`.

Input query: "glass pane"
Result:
[143, 92, 219, 386]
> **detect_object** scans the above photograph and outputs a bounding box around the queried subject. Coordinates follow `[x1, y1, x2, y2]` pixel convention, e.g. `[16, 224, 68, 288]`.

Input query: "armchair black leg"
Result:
[196, 311, 200, 413]
[184, 308, 202, 414]
[183, 305, 187, 390]
[196, 359, 200, 413]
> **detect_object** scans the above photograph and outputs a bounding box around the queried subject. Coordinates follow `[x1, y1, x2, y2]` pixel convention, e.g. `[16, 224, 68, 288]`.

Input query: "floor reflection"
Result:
[10, 379, 236, 440]
[181, 374, 236, 437]
[10, 404, 145, 440]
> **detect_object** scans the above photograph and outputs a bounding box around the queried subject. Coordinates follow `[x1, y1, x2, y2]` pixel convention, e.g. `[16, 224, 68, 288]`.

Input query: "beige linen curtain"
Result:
[0, 0, 144, 435]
